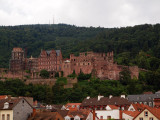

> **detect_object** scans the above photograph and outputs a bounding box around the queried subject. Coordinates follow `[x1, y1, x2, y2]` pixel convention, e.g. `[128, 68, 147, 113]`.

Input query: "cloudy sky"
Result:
[0, 0, 160, 28]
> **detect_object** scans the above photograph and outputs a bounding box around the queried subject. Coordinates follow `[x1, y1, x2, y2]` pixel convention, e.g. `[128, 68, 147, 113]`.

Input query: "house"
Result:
[127, 91, 160, 107]
[133, 107, 160, 120]
[80, 95, 131, 119]
[0, 98, 33, 120]
[95, 105, 120, 119]
[64, 109, 98, 120]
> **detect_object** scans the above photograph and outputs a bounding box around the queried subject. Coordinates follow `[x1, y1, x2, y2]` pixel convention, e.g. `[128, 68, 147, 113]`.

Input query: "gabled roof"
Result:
[133, 106, 160, 120]
[57, 110, 69, 118]
[0, 97, 33, 110]
[131, 103, 147, 111]
[0, 98, 22, 110]
[66, 109, 90, 119]
[0, 95, 8, 100]
[123, 111, 139, 117]
[28, 111, 57, 120]
[56, 50, 61, 56]
[46, 50, 51, 55]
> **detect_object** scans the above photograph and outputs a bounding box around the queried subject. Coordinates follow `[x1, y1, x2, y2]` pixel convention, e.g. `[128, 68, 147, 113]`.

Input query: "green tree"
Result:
[40, 69, 49, 79]
[119, 67, 131, 85]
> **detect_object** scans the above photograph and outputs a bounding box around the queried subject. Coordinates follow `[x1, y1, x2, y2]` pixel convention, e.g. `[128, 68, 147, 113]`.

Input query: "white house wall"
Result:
[96, 110, 119, 119]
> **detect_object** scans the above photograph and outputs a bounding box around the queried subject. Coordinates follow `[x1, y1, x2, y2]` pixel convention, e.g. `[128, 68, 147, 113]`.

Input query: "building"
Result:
[95, 105, 120, 119]
[133, 107, 160, 120]
[127, 91, 160, 107]
[64, 109, 98, 120]
[0, 97, 33, 120]
[62, 51, 139, 80]
[9, 47, 139, 80]
[80, 95, 131, 120]
[9, 48, 25, 71]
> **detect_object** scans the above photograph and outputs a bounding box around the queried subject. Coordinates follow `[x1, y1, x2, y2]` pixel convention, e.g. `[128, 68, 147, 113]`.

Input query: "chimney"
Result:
[86, 96, 90, 99]
[109, 95, 113, 99]
[3, 102, 9, 109]
[98, 95, 104, 101]
[119, 106, 123, 119]
[32, 108, 36, 117]
[93, 109, 96, 120]
[121, 95, 125, 98]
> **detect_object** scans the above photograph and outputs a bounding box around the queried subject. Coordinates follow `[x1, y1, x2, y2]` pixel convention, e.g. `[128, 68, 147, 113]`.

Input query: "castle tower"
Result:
[11, 48, 24, 60]
[10, 48, 25, 71]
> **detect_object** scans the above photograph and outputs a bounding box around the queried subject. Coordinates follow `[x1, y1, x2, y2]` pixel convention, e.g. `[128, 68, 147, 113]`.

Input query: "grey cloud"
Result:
[0, 0, 160, 27]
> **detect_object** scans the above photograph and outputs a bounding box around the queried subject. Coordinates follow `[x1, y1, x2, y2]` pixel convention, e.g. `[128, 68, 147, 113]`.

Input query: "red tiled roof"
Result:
[108, 105, 119, 109]
[28, 111, 57, 120]
[123, 111, 139, 117]
[65, 103, 81, 110]
[131, 103, 146, 111]
[133, 106, 160, 119]
[0, 95, 8, 100]
[66, 109, 90, 119]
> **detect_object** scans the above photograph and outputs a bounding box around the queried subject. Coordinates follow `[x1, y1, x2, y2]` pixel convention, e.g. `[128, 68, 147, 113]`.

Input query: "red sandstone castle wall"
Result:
[9, 48, 139, 80]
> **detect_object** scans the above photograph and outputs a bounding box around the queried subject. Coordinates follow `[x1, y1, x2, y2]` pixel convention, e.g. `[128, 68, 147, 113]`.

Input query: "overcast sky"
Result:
[0, 0, 160, 28]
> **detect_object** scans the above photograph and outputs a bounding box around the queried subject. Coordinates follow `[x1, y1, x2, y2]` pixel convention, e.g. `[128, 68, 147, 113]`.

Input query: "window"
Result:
[2, 114, 5, 120]
[7, 114, 10, 120]
[139, 118, 143, 120]
[144, 111, 148, 117]
[150, 117, 153, 120]
[149, 102, 152, 106]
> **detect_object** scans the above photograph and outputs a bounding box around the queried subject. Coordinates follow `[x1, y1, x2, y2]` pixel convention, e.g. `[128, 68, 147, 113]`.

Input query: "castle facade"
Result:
[9, 48, 139, 80]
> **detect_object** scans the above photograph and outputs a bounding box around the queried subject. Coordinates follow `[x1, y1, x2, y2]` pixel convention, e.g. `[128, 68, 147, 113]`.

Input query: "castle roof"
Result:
[56, 50, 61, 56]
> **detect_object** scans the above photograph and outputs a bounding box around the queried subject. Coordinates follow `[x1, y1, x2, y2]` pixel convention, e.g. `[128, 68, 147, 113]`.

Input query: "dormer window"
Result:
[72, 105, 75, 108]
[3, 102, 9, 109]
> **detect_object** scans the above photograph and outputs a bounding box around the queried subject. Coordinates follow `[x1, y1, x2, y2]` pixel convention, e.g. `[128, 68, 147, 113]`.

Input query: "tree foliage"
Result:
[40, 69, 49, 79]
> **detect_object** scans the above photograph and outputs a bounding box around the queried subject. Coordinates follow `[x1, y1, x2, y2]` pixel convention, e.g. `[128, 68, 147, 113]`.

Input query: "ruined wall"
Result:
[63, 51, 139, 80]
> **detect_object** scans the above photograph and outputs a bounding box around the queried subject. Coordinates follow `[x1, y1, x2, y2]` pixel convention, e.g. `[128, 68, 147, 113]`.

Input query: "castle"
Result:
[9, 47, 139, 80]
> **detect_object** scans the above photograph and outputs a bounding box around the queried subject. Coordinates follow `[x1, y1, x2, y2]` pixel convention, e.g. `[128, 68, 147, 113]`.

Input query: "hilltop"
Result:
[0, 23, 160, 71]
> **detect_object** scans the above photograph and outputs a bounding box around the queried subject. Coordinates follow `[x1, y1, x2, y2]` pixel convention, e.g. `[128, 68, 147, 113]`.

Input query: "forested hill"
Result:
[0, 23, 160, 71]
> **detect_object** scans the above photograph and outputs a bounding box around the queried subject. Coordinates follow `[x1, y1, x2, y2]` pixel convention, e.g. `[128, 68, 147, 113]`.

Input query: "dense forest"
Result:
[1, 23, 160, 104]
